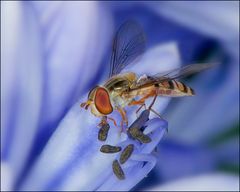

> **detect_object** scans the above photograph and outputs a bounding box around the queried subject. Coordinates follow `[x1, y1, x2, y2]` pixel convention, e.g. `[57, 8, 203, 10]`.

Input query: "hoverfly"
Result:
[80, 21, 211, 130]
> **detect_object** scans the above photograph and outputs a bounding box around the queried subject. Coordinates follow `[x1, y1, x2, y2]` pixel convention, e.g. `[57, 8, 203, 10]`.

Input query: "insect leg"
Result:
[80, 102, 86, 108]
[148, 93, 157, 110]
[147, 89, 165, 119]
[149, 108, 164, 119]
[136, 103, 146, 117]
[117, 107, 128, 132]
[129, 89, 156, 106]
[98, 116, 118, 127]
[107, 116, 118, 127]
[129, 96, 148, 106]
[98, 116, 108, 128]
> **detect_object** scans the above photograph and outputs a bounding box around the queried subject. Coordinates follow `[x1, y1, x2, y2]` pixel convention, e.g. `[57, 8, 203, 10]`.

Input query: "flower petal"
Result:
[1, 1, 43, 182]
[164, 57, 239, 144]
[97, 119, 167, 191]
[122, 42, 181, 76]
[28, 1, 113, 163]
[1, 162, 14, 191]
[144, 1, 239, 144]
[155, 141, 216, 182]
[147, 1, 239, 41]
[145, 173, 239, 191]
[20, 100, 167, 191]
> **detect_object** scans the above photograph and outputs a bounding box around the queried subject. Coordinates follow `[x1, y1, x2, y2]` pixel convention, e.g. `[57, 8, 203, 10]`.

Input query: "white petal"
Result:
[1, 162, 14, 191]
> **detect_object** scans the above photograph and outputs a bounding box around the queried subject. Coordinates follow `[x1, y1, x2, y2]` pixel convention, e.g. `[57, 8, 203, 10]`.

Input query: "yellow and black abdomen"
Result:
[158, 80, 195, 96]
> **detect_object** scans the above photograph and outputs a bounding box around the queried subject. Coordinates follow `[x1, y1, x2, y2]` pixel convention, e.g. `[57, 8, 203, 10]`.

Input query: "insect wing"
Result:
[130, 64, 213, 90]
[109, 21, 146, 77]
[153, 63, 213, 80]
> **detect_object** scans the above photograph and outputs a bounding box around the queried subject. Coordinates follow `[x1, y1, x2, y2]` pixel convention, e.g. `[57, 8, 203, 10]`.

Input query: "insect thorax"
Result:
[104, 73, 137, 108]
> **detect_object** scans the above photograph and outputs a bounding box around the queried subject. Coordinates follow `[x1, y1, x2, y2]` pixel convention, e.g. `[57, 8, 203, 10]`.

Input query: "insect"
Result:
[80, 20, 212, 130]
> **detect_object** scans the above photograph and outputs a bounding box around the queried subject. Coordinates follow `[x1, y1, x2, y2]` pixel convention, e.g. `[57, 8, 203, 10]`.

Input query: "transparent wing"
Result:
[131, 64, 214, 89]
[153, 63, 214, 80]
[109, 21, 146, 77]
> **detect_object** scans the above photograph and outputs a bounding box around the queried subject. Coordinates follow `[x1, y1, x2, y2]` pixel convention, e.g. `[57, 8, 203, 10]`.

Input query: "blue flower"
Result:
[1, 2, 180, 190]
[19, 104, 167, 191]
[1, 1, 239, 191]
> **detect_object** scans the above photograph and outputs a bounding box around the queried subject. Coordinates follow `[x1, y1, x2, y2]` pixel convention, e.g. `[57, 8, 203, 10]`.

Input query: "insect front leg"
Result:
[98, 116, 108, 128]
[98, 116, 118, 127]
[117, 107, 128, 133]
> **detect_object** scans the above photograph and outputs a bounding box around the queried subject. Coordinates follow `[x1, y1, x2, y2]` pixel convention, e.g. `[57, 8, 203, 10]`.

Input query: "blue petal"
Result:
[28, 1, 113, 166]
[147, 1, 239, 41]
[20, 101, 167, 191]
[147, 173, 239, 191]
[1, 1, 43, 184]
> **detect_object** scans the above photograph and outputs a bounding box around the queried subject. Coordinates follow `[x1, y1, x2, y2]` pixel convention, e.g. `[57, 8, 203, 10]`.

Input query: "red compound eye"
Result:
[94, 87, 113, 115]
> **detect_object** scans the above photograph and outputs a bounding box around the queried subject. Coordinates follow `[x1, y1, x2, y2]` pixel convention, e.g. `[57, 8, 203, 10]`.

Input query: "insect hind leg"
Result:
[136, 103, 146, 117]
[148, 93, 157, 110]
[149, 108, 163, 119]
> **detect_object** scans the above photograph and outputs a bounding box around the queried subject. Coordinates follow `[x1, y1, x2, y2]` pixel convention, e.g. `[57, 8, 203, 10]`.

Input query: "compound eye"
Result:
[94, 87, 113, 115]
[88, 86, 99, 101]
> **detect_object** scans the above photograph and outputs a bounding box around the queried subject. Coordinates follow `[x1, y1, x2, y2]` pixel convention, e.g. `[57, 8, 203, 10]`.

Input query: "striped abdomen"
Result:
[158, 80, 195, 96]
[122, 79, 194, 100]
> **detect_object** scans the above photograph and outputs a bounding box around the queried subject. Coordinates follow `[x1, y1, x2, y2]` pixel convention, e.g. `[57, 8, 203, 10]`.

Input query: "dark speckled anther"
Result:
[98, 123, 110, 141]
[100, 145, 122, 153]
[127, 110, 152, 144]
[120, 144, 134, 164]
[112, 160, 125, 180]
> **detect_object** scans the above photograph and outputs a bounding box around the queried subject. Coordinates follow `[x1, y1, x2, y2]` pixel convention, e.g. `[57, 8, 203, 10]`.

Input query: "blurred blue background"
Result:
[1, 1, 239, 191]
